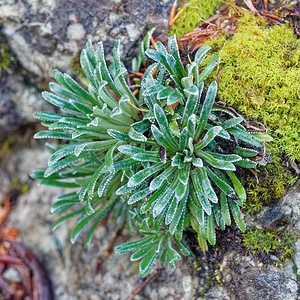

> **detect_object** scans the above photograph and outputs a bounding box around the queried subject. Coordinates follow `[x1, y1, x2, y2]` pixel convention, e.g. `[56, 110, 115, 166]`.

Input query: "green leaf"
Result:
[174, 208, 186, 241]
[131, 119, 151, 134]
[34, 131, 73, 140]
[143, 84, 164, 96]
[153, 177, 177, 218]
[85, 198, 117, 249]
[118, 145, 158, 157]
[34, 112, 64, 122]
[233, 147, 259, 157]
[63, 73, 98, 106]
[51, 199, 80, 214]
[226, 171, 246, 205]
[115, 237, 153, 254]
[42, 91, 78, 113]
[157, 86, 173, 99]
[52, 208, 85, 231]
[128, 163, 164, 187]
[194, 45, 211, 65]
[206, 168, 235, 196]
[251, 133, 273, 142]
[198, 54, 218, 83]
[229, 201, 246, 231]
[166, 238, 181, 268]
[140, 181, 168, 214]
[198, 168, 218, 203]
[96, 42, 120, 98]
[139, 247, 159, 276]
[176, 240, 194, 257]
[179, 127, 189, 151]
[207, 213, 216, 245]
[107, 129, 132, 141]
[40, 180, 79, 188]
[228, 127, 263, 147]
[205, 152, 242, 162]
[197, 150, 236, 171]
[165, 198, 179, 225]
[168, 34, 186, 78]
[128, 187, 152, 205]
[153, 104, 178, 150]
[113, 158, 140, 172]
[80, 49, 97, 87]
[188, 192, 204, 226]
[150, 165, 174, 191]
[105, 141, 120, 172]
[70, 211, 98, 244]
[167, 91, 182, 105]
[195, 126, 222, 150]
[151, 125, 177, 152]
[195, 81, 218, 139]
[192, 157, 203, 168]
[235, 158, 257, 168]
[175, 181, 188, 201]
[97, 173, 114, 197]
[220, 192, 231, 226]
[182, 84, 201, 127]
[191, 171, 211, 215]
[133, 153, 161, 163]
[130, 243, 155, 261]
[169, 193, 187, 236]
[222, 117, 243, 129]
[187, 114, 197, 139]
[75, 140, 117, 157]
[178, 163, 190, 185]
[48, 144, 77, 165]
[128, 128, 147, 142]
[44, 155, 85, 177]
[198, 216, 207, 240]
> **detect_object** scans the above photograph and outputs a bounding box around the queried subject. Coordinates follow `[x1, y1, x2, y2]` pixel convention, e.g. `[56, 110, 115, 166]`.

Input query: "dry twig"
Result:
[126, 268, 162, 300]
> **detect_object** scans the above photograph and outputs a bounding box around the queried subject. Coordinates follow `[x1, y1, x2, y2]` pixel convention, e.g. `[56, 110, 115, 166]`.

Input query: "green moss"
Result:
[0, 32, 15, 72]
[242, 229, 295, 264]
[243, 150, 297, 214]
[169, 0, 223, 37]
[204, 14, 300, 161]
[70, 52, 83, 76]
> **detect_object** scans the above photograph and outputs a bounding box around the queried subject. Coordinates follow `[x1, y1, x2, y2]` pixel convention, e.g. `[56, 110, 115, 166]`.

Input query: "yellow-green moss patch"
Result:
[0, 32, 16, 72]
[242, 229, 295, 264]
[169, 0, 223, 37]
[243, 150, 297, 214]
[204, 14, 300, 161]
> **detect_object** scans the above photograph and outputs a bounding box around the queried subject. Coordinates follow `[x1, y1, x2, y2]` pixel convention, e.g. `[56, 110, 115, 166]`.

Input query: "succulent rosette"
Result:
[32, 32, 267, 276]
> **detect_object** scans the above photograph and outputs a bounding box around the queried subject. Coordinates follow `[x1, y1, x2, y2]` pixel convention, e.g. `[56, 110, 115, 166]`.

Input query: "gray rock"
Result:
[281, 180, 300, 237]
[252, 180, 300, 236]
[221, 251, 298, 300]
[0, 0, 174, 83]
[0, 72, 52, 132]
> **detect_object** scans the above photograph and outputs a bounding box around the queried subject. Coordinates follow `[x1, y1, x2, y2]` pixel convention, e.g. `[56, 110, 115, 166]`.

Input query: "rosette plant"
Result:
[32, 31, 266, 277]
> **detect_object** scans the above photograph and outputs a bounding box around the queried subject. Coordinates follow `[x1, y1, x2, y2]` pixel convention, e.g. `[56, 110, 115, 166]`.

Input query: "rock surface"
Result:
[221, 251, 297, 300]
[0, 0, 173, 131]
[0, 0, 173, 83]
[0, 72, 52, 132]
